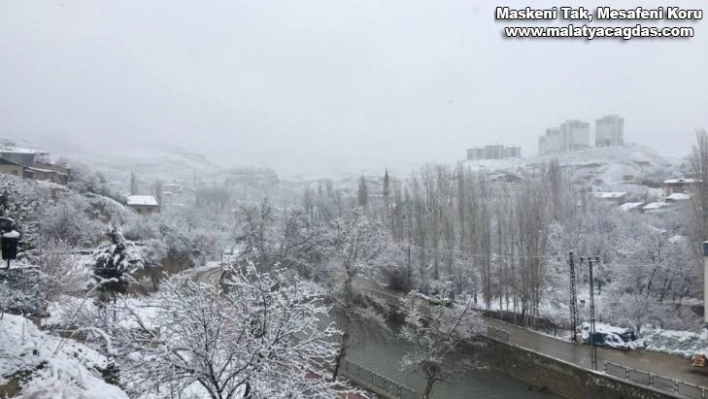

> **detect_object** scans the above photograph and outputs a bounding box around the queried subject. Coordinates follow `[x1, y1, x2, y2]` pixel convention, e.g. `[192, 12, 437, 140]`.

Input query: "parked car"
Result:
[413, 291, 453, 306]
[585, 331, 630, 351]
[691, 354, 708, 375]
[579, 322, 635, 351]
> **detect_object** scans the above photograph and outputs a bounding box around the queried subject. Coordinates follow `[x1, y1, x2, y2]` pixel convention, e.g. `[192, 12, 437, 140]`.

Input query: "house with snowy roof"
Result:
[593, 191, 627, 204]
[664, 178, 700, 197]
[0, 147, 69, 185]
[665, 192, 691, 202]
[618, 202, 644, 212]
[642, 201, 670, 213]
[126, 195, 160, 215]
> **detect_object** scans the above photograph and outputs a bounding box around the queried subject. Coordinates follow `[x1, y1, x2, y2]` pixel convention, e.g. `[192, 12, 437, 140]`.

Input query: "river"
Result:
[193, 265, 557, 398]
[345, 323, 558, 399]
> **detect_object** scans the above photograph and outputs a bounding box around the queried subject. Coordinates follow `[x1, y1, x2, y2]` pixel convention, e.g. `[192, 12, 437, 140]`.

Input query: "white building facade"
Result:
[595, 115, 624, 147]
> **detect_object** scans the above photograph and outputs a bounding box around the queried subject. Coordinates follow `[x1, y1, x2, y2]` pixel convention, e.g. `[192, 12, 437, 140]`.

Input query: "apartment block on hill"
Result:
[466, 145, 521, 161]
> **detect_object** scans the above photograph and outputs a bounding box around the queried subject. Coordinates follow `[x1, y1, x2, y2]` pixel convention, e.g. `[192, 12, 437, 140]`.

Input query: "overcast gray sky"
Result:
[1, 0, 706, 175]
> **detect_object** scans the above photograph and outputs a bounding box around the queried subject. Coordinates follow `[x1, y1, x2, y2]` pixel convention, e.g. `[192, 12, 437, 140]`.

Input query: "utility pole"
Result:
[582, 256, 600, 371]
[703, 242, 708, 325]
[568, 252, 579, 344]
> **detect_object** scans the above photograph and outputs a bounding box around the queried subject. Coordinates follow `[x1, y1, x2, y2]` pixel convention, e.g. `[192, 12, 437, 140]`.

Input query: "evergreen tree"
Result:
[357, 176, 368, 208]
[130, 172, 138, 195]
[383, 169, 391, 209]
[93, 226, 144, 302]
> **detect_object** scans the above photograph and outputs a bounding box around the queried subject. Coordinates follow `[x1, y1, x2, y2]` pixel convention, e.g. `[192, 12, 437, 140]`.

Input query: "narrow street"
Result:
[484, 317, 708, 387]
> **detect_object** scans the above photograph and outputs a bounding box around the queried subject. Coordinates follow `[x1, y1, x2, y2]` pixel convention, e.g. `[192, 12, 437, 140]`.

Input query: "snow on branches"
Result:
[399, 291, 486, 399]
[113, 265, 340, 399]
[92, 226, 144, 300]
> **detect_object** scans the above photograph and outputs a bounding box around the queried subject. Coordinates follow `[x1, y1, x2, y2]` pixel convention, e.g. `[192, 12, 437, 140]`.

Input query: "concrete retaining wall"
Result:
[480, 337, 679, 399]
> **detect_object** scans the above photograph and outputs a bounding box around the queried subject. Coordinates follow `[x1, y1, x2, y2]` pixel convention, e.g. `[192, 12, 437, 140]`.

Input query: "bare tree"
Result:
[113, 266, 340, 399]
[235, 199, 326, 276]
[383, 169, 391, 211]
[516, 178, 549, 324]
[689, 129, 708, 241]
[37, 239, 92, 301]
[399, 291, 486, 399]
[152, 179, 163, 210]
[323, 209, 388, 381]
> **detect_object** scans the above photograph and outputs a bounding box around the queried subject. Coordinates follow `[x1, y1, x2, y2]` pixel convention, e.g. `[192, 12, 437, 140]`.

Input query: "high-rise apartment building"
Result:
[560, 120, 590, 151]
[595, 115, 624, 147]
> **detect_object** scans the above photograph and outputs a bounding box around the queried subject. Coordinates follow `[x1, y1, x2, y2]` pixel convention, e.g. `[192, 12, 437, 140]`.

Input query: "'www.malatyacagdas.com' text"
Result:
[504, 25, 694, 40]
[497, 6, 701, 40]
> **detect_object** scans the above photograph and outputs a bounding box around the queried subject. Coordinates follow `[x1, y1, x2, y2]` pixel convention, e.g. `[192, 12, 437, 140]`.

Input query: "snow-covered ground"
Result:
[471, 291, 708, 359]
[46, 294, 160, 332]
[0, 314, 128, 399]
[637, 327, 708, 359]
[461, 144, 683, 194]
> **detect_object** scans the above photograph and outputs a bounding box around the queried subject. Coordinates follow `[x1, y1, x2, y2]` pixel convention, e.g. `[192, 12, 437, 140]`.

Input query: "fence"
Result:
[605, 361, 708, 399]
[340, 359, 421, 399]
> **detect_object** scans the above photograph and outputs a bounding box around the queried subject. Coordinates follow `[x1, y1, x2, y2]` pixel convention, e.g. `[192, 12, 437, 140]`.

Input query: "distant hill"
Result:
[60, 145, 223, 187]
[206, 166, 279, 187]
[58, 145, 288, 194]
[461, 144, 686, 192]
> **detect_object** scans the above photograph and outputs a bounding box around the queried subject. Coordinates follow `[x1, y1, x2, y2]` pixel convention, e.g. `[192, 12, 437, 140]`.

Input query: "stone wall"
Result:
[480, 337, 678, 399]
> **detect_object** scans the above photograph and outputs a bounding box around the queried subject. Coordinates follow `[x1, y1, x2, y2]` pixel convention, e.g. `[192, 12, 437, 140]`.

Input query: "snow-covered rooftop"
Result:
[594, 192, 627, 199]
[666, 193, 691, 201]
[27, 166, 59, 173]
[2, 230, 20, 238]
[664, 178, 700, 184]
[0, 147, 47, 154]
[643, 201, 670, 211]
[669, 235, 687, 244]
[126, 195, 159, 206]
[618, 202, 643, 212]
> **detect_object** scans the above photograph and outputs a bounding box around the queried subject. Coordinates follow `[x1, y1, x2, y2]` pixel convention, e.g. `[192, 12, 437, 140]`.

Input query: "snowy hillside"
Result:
[62, 145, 223, 186]
[275, 156, 425, 183]
[462, 144, 685, 191]
[0, 314, 128, 399]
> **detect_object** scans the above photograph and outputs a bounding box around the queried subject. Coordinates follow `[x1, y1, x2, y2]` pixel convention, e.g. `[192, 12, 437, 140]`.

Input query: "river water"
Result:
[345, 324, 558, 399]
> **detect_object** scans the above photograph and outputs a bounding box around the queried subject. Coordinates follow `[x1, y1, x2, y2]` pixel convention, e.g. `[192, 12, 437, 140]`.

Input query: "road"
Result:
[191, 264, 224, 286]
[357, 277, 708, 389]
